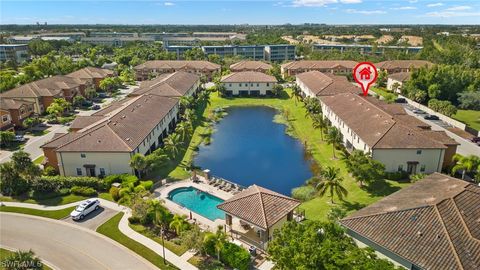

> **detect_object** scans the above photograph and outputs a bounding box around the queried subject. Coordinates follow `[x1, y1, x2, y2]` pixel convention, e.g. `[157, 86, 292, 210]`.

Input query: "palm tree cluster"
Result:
[451, 154, 480, 182]
[341, 150, 385, 187]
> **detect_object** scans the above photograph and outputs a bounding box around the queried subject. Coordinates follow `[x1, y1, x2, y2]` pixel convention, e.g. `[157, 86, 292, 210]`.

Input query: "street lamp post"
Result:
[161, 228, 166, 265]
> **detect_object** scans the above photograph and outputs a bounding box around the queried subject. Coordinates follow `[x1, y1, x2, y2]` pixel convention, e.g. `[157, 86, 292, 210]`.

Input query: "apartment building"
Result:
[67, 67, 114, 90]
[89, 32, 137, 38]
[0, 109, 14, 131]
[230, 61, 272, 73]
[130, 71, 201, 98]
[295, 71, 361, 98]
[375, 60, 433, 74]
[0, 98, 35, 128]
[281, 60, 358, 78]
[80, 37, 155, 47]
[340, 173, 480, 270]
[202, 45, 266, 60]
[221, 71, 277, 96]
[0, 44, 29, 63]
[264, 45, 296, 62]
[320, 93, 458, 174]
[0, 75, 86, 114]
[133, 60, 220, 81]
[165, 46, 195, 60]
[312, 43, 423, 54]
[386, 72, 410, 93]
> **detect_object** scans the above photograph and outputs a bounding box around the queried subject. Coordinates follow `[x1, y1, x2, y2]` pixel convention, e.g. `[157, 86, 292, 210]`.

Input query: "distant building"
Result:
[202, 45, 266, 60]
[133, 60, 220, 81]
[264, 44, 296, 62]
[281, 60, 358, 78]
[165, 46, 195, 60]
[387, 72, 410, 93]
[140, 32, 189, 41]
[220, 71, 277, 96]
[89, 32, 137, 38]
[66, 67, 114, 90]
[312, 43, 423, 55]
[7, 36, 74, 43]
[375, 60, 433, 74]
[230, 60, 273, 73]
[0, 98, 35, 129]
[80, 37, 155, 47]
[340, 173, 480, 270]
[0, 44, 29, 63]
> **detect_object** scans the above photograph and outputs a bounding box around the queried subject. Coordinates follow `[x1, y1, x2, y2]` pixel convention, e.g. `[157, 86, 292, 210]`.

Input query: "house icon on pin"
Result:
[359, 67, 372, 80]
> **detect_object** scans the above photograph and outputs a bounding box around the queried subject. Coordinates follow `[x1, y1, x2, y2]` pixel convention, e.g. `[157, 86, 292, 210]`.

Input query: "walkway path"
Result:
[0, 199, 198, 270]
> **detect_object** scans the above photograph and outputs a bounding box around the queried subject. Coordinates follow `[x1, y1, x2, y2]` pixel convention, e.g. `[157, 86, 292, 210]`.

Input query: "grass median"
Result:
[0, 206, 74, 219]
[96, 212, 178, 270]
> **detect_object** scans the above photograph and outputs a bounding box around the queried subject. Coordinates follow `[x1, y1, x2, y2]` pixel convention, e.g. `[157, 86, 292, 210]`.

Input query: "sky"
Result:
[1, 0, 480, 25]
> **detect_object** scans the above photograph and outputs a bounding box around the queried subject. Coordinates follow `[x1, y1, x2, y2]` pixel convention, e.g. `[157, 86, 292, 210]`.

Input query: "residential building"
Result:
[264, 44, 295, 62]
[312, 43, 423, 54]
[220, 71, 277, 96]
[192, 32, 246, 40]
[202, 45, 266, 60]
[7, 36, 74, 43]
[140, 32, 189, 41]
[89, 32, 137, 38]
[230, 61, 272, 73]
[39, 32, 86, 41]
[67, 67, 114, 90]
[218, 184, 300, 251]
[320, 93, 458, 174]
[375, 60, 433, 74]
[340, 173, 480, 270]
[130, 71, 201, 98]
[163, 36, 244, 47]
[281, 60, 358, 78]
[0, 44, 29, 63]
[80, 37, 155, 47]
[133, 60, 220, 81]
[0, 109, 14, 131]
[0, 75, 86, 114]
[387, 72, 410, 93]
[295, 71, 361, 98]
[165, 46, 195, 60]
[0, 98, 35, 128]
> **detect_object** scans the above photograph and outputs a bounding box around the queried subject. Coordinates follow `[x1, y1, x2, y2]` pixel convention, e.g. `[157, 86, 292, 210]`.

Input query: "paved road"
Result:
[0, 213, 157, 270]
[63, 207, 118, 231]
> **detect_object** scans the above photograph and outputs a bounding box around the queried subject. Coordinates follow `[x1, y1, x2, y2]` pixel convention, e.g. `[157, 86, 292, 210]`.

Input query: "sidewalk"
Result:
[1, 199, 198, 270]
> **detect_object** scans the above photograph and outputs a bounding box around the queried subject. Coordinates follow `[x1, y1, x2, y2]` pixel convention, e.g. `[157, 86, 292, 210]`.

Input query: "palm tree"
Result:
[451, 154, 480, 180]
[291, 84, 302, 105]
[169, 214, 189, 235]
[203, 226, 226, 261]
[216, 83, 226, 97]
[164, 133, 183, 159]
[145, 149, 168, 173]
[176, 121, 193, 141]
[303, 97, 321, 118]
[325, 127, 343, 159]
[316, 166, 348, 204]
[180, 96, 195, 111]
[129, 154, 147, 178]
[311, 113, 327, 141]
[183, 108, 196, 123]
[4, 249, 42, 270]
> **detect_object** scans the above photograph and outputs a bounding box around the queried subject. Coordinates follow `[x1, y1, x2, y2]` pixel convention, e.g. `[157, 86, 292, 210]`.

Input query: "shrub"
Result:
[109, 186, 120, 201]
[103, 174, 139, 187]
[70, 186, 97, 196]
[32, 176, 105, 192]
[42, 166, 58, 176]
[220, 242, 251, 270]
[139, 180, 153, 191]
[128, 216, 141, 224]
[134, 185, 146, 193]
[291, 185, 316, 202]
[385, 171, 409, 181]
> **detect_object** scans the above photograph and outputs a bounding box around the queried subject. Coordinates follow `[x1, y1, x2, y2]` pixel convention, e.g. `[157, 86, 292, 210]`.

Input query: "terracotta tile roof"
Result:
[230, 61, 273, 72]
[393, 114, 431, 129]
[340, 173, 480, 270]
[91, 98, 134, 116]
[67, 67, 114, 79]
[217, 185, 300, 229]
[221, 71, 277, 83]
[296, 71, 361, 96]
[388, 71, 411, 82]
[53, 95, 178, 152]
[41, 132, 84, 148]
[134, 60, 220, 71]
[281, 60, 358, 70]
[375, 60, 433, 70]
[0, 98, 34, 110]
[131, 71, 199, 97]
[321, 93, 447, 149]
[69, 115, 107, 130]
[0, 75, 84, 99]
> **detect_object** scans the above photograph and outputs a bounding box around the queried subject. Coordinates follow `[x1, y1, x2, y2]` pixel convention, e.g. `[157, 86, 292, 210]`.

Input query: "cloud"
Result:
[427, 3, 443, 7]
[445, 6, 471, 11]
[291, 0, 360, 7]
[409, 0, 418, 3]
[164, 2, 174, 6]
[425, 11, 480, 17]
[345, 8, 386, 15]
[391, 6, 417, 10]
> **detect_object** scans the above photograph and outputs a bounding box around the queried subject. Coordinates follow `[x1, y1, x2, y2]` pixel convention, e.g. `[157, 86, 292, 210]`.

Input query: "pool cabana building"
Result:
[217, 185, 300, 251]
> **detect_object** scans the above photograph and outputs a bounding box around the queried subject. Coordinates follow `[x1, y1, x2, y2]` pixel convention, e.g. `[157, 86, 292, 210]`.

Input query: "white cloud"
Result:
[345, 8, 386, 15]
[164, 2, 174, 6]
[391, 6, 417, 10]
[427, 3, 443, 8]
[291, 0, 361, 7]
[445, 6, 471, 11]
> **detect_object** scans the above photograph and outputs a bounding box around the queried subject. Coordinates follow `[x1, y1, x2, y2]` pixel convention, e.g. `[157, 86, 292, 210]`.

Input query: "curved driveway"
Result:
[0, 213, 157, 270]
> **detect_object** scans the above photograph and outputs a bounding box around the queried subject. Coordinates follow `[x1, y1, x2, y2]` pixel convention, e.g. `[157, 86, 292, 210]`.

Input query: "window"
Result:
[257, 83, 259, 87]
[398, 165, 403, 171]
[239, 83, 242, 87]
[229, 83, 232, 87]
[416, 150, 422, 155]
[2, 115, 8, 122]
[266, 83, 270, 87]
[100, 168, 106, 175]
[80, 153, 86, 158]
[251, 83, 253, 87]
[76, 168, 82, 176]
[420, 165, 426, 172]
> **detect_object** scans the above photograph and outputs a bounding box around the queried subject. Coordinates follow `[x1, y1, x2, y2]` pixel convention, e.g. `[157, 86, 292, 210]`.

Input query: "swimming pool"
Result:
[168, 187, 225, 221]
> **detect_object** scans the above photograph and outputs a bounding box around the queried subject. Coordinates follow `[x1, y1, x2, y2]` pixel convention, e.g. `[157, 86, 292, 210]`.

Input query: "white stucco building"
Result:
[220, 71, 277, 96]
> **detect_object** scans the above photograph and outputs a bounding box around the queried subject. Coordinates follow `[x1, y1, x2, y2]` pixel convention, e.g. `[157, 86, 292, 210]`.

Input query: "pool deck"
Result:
[154, 176, 234, 232]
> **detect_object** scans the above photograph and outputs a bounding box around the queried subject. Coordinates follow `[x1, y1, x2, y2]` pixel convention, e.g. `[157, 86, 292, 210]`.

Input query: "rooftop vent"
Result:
[126, 138, 131, 141]
[122, 115, 126, 118]
[417, 231, 423, 237]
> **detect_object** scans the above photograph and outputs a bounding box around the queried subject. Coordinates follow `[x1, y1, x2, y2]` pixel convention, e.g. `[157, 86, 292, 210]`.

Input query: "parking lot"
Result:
[62, 206, 118, 231]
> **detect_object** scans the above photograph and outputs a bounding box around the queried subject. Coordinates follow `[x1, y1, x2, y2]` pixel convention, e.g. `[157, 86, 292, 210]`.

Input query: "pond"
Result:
[194, 106, 314, 196]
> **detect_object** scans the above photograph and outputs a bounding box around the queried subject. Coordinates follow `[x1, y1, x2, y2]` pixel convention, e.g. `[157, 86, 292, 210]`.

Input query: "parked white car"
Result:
[70, 199, 100, 220]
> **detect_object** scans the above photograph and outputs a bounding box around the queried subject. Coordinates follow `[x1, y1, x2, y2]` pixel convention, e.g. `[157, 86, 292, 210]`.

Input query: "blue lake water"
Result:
[168, 186, 225, 221]
[194, 106, 314, 196]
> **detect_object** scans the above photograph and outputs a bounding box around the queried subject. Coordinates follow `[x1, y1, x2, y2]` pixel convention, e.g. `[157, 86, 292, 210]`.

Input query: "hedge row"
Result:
[32, 176, 105, 192]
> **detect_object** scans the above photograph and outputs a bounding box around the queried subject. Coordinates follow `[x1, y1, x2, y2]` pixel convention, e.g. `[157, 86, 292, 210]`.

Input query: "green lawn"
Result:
[0, 248, 52, 270]
[33, 155, 45, 165]
[154, 90, 411, 221]
[453, 109, 480, 131]
[0, 192, 112, 206]
[96, 213, 178, 270]
[129, 223, 189, 256]
[0, 206, 75, 219]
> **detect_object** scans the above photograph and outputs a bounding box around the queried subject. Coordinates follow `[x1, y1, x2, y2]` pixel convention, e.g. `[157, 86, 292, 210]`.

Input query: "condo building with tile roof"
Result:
[281, 60, 358, 78]
[295, 70, 361, 98]
[220, 71, 277, 96]
[133, 60, 220, 81]
[340, 173, 480, 270]
[229, 61, 273, 73]
[66, 67, 114, 90]
[375, 60, 433, 74]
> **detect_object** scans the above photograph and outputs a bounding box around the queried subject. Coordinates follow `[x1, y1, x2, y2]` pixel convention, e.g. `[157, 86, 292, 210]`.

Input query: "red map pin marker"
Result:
[353, 62, 378, 96]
